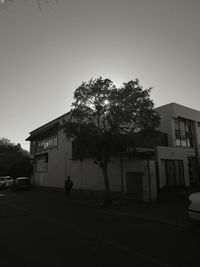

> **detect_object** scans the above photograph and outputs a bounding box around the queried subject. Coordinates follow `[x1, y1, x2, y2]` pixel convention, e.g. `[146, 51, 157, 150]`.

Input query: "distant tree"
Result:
[0, 138, 33, 178]
[64, 77, 160, 206]
[0, 138, 15, 153]
[0, 138, 11, 145]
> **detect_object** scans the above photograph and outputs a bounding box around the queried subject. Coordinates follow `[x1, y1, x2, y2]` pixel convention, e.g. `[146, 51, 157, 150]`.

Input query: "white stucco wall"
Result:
[155, 103, 175, 146]
[33, 129, 71, 188]
[31, 124, 157, 201]
[30, 112, 158, 200]
[68, 156, 157, 201]
[32, 126, 157, 201]
[68, 158, 105, 190]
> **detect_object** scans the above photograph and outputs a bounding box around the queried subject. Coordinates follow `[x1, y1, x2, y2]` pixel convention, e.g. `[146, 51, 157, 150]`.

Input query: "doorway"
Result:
[188, 157, 198, 184]
[126, 172, 143, 198]
[165, 160, 184, 187]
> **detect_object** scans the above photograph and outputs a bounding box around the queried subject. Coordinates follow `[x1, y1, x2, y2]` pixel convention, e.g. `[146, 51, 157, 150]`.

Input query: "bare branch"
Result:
[37, 0, 41, 10]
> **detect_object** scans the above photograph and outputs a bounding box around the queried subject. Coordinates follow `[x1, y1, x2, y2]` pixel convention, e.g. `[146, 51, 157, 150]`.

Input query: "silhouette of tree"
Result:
[64, 77, 160, 206]
[0, 138, 33, 178]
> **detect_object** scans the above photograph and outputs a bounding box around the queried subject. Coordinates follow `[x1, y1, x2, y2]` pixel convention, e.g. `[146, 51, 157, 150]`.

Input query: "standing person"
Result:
[65, 176, 73, 198]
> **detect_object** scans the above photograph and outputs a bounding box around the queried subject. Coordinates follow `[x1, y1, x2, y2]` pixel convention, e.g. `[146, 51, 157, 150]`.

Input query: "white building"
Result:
[155, 103, 200, 188]
[26, 102, 200, 201]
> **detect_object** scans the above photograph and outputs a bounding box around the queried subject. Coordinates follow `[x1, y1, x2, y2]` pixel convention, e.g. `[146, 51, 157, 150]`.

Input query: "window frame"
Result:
[36, 135, 58, 153]
[174, 117, 194, 148]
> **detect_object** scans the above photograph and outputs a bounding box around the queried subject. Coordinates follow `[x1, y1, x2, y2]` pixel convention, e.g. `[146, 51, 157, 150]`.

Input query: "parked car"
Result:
[12, 177, 31, 191]
[188, 192, 200, 221]
[0, 176, 14, 189]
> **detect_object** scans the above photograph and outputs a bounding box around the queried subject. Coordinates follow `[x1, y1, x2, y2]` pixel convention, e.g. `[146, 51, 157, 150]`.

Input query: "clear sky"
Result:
[0, 0, 200, 150]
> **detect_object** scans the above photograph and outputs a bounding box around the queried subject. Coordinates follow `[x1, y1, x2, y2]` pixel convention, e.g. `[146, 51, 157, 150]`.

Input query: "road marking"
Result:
[0, 194, 5, 197]
[0, 200, 177, 267]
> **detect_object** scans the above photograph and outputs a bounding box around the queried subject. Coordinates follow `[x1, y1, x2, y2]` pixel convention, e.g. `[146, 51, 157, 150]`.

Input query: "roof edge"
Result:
[29, 111, 70, 135]
[155, 102, 200, 113]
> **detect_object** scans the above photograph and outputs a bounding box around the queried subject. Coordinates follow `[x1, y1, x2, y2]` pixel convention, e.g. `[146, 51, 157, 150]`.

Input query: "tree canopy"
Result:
[0, 138, 32, 178]
[64, 77, 160, 206]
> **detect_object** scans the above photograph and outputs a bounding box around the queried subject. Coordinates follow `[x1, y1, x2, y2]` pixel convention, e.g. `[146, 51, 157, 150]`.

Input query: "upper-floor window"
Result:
[30, 141, 36, 154]
[36, 136, 58, 152]
[174, 118, 194, 147]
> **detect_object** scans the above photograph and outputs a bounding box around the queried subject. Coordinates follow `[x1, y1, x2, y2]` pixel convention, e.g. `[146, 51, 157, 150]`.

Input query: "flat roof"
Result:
[155, 102, 200, 113]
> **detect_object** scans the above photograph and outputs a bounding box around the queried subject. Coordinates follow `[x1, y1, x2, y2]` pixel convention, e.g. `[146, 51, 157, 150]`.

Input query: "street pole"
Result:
[120, 153, 124, 193]
[193, 122, 200, 184]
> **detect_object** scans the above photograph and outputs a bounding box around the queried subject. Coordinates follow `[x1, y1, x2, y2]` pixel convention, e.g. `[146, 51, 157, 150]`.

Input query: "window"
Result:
[174, 118, 194, 147]
[36, 154, 48, 172]
[30, 141, 36, 154]
[36, 136, 57, 152]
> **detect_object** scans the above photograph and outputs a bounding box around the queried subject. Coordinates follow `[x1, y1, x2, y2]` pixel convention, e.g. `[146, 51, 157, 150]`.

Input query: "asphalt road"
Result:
[0, 189, 199, 267]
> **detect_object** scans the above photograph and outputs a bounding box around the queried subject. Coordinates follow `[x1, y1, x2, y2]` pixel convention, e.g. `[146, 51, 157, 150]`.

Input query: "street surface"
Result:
[0, 188, 199, 267]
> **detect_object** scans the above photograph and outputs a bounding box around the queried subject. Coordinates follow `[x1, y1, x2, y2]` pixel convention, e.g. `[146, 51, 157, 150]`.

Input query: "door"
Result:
[165, 160, 184, 187]
[174, 160, 184, 186]
[165, 160, 175, 186]
[126, 172, 143, 197]
[188, 157, 198, 184]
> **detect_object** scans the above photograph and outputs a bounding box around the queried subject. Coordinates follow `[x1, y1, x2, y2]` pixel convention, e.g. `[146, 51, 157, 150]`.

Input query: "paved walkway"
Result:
[66, 186, 200, 227]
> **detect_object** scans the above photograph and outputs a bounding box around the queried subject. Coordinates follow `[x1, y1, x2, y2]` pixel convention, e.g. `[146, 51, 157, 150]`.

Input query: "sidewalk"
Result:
[111, 199, 189, 227]
[67, 186, 200, 227]
[32, 185, 200, 227]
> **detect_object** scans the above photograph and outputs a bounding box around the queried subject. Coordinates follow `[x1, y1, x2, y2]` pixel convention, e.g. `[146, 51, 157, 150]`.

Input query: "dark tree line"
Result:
[0, 138, 32, 178]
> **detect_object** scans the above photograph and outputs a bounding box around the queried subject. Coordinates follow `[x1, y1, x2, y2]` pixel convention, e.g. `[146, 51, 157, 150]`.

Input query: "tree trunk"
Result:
[101, 163, 111, 207]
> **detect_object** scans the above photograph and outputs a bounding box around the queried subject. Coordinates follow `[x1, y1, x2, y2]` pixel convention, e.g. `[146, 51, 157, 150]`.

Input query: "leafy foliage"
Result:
[64, 77, 160, 162]
[0, 138, 33, 178]
[64, 77, 160, 205]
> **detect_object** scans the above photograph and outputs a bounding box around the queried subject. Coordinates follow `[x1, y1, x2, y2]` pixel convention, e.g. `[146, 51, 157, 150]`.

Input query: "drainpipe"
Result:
[147, 159, 152, 202]
[155, 146, 160, 195]
[120, 153, 124, 193]
[193, 122, 200, 183]
[64, 152, 67, 180]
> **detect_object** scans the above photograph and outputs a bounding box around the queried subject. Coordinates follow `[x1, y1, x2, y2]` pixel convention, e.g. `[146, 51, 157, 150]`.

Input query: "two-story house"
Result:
[26, 116, 167, 202]
[26, 102, 200, 201]
[26, 112, 71, 189]
[155, 103, 200, 189]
